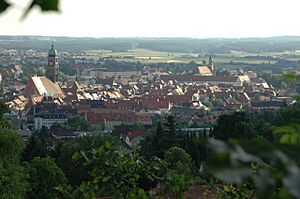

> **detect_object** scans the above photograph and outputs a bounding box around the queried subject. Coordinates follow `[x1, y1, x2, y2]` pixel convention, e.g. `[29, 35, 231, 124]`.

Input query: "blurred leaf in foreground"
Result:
[0, 0, 10, 13]
[22, 0, 59, 19]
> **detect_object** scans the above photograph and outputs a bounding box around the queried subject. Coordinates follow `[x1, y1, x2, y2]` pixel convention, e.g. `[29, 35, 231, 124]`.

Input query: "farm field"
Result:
[79, 48, 300, 65]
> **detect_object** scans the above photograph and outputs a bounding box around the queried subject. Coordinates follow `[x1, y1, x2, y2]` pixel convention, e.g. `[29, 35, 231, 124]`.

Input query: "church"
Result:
[24, 44, 63, 97]
[196, 55, 215, 76]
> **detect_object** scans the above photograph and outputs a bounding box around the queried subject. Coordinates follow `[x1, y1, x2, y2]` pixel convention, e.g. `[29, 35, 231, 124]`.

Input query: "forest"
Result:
[3, 36, 300, 53]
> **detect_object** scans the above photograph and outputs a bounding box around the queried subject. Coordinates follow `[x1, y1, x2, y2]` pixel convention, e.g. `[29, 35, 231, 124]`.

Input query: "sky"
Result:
[0, 0, 300, 38]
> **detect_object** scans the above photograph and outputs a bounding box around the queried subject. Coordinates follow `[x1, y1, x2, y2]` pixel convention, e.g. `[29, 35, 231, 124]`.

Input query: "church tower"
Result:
[46, 44, 59, 82]
[208, 54, 214, 75]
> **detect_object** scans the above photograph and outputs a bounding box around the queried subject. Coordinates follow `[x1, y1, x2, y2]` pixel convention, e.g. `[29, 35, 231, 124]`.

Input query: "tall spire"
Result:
[208, 53, 214, 74]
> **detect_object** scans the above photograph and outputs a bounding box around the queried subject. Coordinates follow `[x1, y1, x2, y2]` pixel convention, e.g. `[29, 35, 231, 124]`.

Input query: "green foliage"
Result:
[0, 100, 8, 122]
[140, 116, 185, 159]
[133, 122, 146, 131]
[282, 73, 300, 80]
[51, 115, 93, 131]
[217, 183, 255, 199]
[25, 157, 68, 199]
[207, 138, 300, 199]
[275, 124, 300, 144]
[0, 130, 28, 199]
[128, 189, 149, 199]
[22, 127, 53, 161]
[54, 135, 120, 186]
[274, 103, 300, 126]
[0, 130, 25, 165]
[73, 141, 144, 198]
[0, 164, 28, 199]
[162, 147, 195, 198]
[262, 73, 296, 89]
[213, 111, 259, 141]
[165, 147, 194, 172]
[211, 98, 226, 108]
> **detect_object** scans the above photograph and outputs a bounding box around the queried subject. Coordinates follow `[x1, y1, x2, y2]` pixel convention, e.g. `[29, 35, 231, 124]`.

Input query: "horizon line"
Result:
[1, 34, 300, 40]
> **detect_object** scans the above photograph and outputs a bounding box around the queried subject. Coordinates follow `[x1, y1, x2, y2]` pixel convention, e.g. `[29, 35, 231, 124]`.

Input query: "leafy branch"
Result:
[0, 0, 59, 19]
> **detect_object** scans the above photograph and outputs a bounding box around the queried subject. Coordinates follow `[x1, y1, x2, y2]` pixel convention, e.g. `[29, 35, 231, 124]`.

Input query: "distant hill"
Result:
[1, 35, 300, 53]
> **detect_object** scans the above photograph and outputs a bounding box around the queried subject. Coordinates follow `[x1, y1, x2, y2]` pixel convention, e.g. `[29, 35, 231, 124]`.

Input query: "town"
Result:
[1, 39, 299, 149]
[2, 0, 300, 197]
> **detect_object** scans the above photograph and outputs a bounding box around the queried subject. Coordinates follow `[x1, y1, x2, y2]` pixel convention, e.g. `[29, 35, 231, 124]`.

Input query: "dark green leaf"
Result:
[23, 0, 59, 18]
[0, 0, 10, 13]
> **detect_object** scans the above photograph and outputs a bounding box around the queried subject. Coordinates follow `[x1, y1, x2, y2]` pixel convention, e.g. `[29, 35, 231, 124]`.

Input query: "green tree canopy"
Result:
[0, 130, 28, 199]
[213, 111, 259, 141]
[25, 157, 67, 199]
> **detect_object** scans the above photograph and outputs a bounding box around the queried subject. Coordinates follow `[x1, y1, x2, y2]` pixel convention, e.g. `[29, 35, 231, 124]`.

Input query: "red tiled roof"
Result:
[197, 66, 212, 75]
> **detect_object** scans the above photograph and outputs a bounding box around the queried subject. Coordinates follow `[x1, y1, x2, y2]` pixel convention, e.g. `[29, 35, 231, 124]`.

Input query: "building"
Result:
[160, 75, 250, 87]
[196, 55, 215, 76]
[208, 54, 214, 74]
[46, 44, 59, 82]
[34, 113, 68, 130]
[24, 76, 64, 97]
[196, 66, 213, 76]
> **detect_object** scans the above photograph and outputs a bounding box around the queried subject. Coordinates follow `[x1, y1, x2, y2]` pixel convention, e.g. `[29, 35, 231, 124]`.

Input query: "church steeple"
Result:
[46, 43, 59, 82]
[208, 54, 214, 75]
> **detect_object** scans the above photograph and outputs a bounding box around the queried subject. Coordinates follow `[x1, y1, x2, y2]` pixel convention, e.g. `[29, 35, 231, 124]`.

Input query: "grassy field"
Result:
[79, 48, 300, 65]
[82, 48, 200, 64]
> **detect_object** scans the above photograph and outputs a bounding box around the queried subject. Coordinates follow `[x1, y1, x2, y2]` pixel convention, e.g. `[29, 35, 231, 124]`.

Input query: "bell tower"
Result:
[208, 54, 214, 75]
[47, 43, 59, 82]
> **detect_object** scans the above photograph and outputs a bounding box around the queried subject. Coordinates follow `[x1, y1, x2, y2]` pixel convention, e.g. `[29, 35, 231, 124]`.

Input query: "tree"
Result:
[54, 135, 121, 186]
[162, 147, 195, 198]
[0, 130, 28, 198]
[22, 127, 53, 161]
[25, 157, 68, 199]
[213, 111, 258, 141]
[0, 99, 8, 121]
[66, 115, 92, 131]
[140, 116, 184, 159]
[275, 124, 300, 144]
[73, 141, 144, 198]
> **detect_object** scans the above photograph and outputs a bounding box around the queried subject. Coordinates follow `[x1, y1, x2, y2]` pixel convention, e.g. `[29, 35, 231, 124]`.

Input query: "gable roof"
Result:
[24, 76, 63, 96]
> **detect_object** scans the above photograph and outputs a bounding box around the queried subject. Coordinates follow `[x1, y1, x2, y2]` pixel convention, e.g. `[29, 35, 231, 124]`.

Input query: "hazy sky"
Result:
[0, 0, 299, 38]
